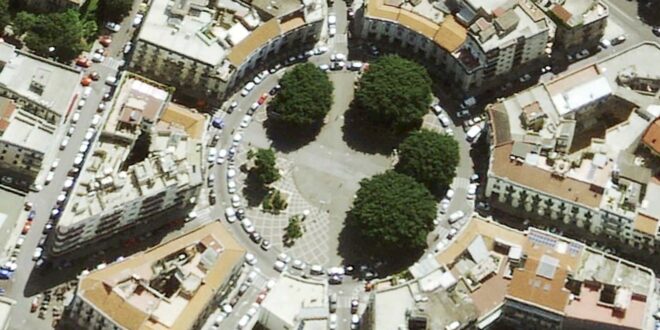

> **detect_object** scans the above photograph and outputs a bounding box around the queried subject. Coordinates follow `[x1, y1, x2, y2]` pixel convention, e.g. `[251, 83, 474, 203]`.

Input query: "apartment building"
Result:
[48, 76, 204, 259]
[357, 0, 551, 93]
[484, 42, 660, 250]
[258, 274, 329, 329]
[64, 222, 246, 330]
[129, 0, 324, 104]
[365, 217, 657, 330]
[0, 41, 82, 126]
[537, 0, 608, 54]
[0, 97, 56, 191]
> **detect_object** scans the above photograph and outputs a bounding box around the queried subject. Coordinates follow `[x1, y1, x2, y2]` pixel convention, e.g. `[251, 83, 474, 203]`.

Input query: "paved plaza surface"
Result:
[240, 70, 393, 266]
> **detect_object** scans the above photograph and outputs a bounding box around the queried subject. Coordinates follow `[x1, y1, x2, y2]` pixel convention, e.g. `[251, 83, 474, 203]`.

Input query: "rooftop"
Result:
[0, 41, 81, 120]
[473, 4, 549, 53]
[77, 222, 246, 330]
[364, 0, 468, 53]
[432, 217, 655, 327]
[642, 118, 660, 155]
[0, 97, 55, 154]
[59, 77, 204, 227]
[260, 275, 328, 328]
[545, 0, 608, 27]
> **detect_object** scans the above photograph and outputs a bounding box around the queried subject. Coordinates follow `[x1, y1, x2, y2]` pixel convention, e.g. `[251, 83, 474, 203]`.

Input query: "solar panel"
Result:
[528, 229, 558, 249]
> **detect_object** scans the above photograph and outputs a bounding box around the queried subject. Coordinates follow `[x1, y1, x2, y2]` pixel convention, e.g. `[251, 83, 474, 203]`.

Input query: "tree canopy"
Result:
[0, 0, 10, 34]
[97, 0, 134, 23]
[396, 130, 459, 191]
[269, 63, 333, 127]
[349, 171, 437, 251]
[251, 148, 280, 185]
[354, 55, 432, 132]
[20, 10, 95, 62]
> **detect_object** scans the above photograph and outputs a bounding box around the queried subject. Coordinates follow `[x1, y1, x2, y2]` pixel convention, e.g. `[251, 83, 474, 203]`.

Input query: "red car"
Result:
[22, 222, 31, 235]
[256, 291, 267, 304]
[99, 35, 112, 47]
[257, 93, 269, 105]
[75, 57, 91, 68]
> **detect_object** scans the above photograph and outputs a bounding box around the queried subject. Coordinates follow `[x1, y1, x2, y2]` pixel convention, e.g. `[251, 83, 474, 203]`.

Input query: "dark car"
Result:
[238, 283, 250, 296]
[260, 239, 271, 251]
[236, 208, 245, 220]
[269, 84, 281, 96]
[329, 275, 343, 284]
[250, 232, 262, 244]
[27, 210, 36, 221]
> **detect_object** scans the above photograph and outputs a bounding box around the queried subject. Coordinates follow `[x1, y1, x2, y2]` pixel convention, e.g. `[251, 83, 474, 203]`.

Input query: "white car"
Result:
[32, 247, 43, 261]
[231, 194, 241, 207]
[229, 101, 239, 110]
[253, 76, 262, 85]
[314, 46, 328, 55]
[432, 104, 444, 114]
[273, 260, 287, 272]
[82, 86, 93, 99]
[79, 141, 90, 154]
[132, 14, 143, 27]
[319, 63, 330, 71]
[292, 259, 306, 270]
[232, 133, 243, 145]
[277, 253, 291, 264]
[241, 82, 255, 96]
[63, 177, 74, 190]
[227, 180, 237, 194]
[67, 126, 75, 136]
[328, 14, 337, 25]
[448, 210, 465, 224]
[84, 129, 95, 141]
[241, 219, 255, 233]
[240, 115, 252, 128]
[216, 149, 227, 164]
[245, 253, 257, 265]
[331, 53, 346, 61]
[77, 99, 86, 109]
[225, 207, 237, 223]
[467, 183, 478, 199]
[439, 198, 450, 214]
[227, 168, 237, 179]
[105, 22, 121, 32]
[438, 114, 451, 127]
[208, 147, 217, 163]
[92, 53, 104, 63]
[328, 26, 336, 37]
[72, 112, 80, 123]
[51, 158, 60, 170]
[445, 189, 455, 200]
[60, 137, 70, 150]
[45, 171, 55, 185]
[123, 42, 133, 54]
[73, 153, 84, 167]
[91, 114, 102, 128]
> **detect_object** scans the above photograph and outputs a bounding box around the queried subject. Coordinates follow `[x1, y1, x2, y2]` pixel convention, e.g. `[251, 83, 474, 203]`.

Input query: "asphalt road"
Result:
[3, 2, 140, 328]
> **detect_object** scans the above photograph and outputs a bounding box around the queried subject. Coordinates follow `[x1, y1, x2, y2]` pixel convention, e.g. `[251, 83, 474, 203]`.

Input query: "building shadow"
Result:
[638, 0, 660, 26]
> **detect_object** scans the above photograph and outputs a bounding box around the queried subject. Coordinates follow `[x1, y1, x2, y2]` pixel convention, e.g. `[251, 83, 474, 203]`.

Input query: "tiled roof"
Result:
[634, 213, 658, 237]
[642, 118, 660, 155]
[227, 19, 281, 67]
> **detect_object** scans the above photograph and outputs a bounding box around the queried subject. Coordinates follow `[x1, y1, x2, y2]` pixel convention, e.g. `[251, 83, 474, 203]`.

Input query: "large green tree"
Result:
[354, 55, 432, 132]
[396, 130, 459, 191]
[12, 12, 39, 36]
[349, 171, 436, 251]
[269, 63, 333, 126]
[0, 0, 10, 34]
[251, 148, 280, 185]
[97, 0, 134, 23]
[22, 10, 94, 62]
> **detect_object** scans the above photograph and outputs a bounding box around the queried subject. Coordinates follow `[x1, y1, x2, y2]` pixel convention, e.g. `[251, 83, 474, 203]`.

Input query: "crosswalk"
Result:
[103, 57, 124, 71]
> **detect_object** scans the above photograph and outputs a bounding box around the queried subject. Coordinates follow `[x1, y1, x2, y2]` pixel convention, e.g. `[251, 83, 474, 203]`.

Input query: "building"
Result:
[129, 0, 324, 104]
[64, 221, 246, 330]
[18, 0, 87, 12]
[484, 42, 660, 251]
[0, 97, 56, 191]
[258, 274, 328, 329]
[0, 41, 82, 126]
[366, 217, 657, 330]
[0, 297, 16, 330]
[48, 76, 205, 260]
[538, 0, 608, 54]
[642, 117, 660, 156]
[357, 0, 551, 93]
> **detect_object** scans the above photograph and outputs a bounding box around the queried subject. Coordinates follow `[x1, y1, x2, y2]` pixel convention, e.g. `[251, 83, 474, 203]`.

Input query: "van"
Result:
[448, 210, 464, 224]
[465, 125, 483, 143]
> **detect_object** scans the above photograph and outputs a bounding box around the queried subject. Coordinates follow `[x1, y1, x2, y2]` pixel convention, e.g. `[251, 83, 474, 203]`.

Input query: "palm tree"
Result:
[582, 211, 593, 231]
[519, 190, 530, 212]
[558, 203, 568, 224]
[505, 186, 515, 204]
[545, 199, 555, 219]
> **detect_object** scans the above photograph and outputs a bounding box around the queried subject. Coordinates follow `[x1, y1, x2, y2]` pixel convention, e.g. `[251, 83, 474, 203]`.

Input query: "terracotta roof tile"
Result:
[642, 118, 660, 155]
[634, 213, 658, 237]
[227, 19, 281, 67]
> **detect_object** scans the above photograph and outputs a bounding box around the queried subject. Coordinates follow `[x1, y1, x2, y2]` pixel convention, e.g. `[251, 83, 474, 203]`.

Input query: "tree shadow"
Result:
[242, 171, 270, 208]
[638, 0, 660, 26]
[336, 213, 425, 278]
[263, 114, 322, 153]
[341, 103, 408, 155]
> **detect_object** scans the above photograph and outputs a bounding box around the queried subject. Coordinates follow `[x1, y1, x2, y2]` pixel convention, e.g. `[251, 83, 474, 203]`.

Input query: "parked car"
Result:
[225, 207, 237, 223]
[448, 210, 465, 224]
[250, 231, 262, 244]
[260, 239, 271, 250]
[245, 253, 257, 265]
[132, 14, 144, 27]
[105, 22, 121, 32]
[274, 260, 286, 272]
[575, 49, 590, 60]
[611, 34, 626, 45]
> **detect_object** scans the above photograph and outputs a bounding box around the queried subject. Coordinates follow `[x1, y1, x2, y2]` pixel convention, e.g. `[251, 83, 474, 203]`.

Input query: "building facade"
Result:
[542, 0, 608, 54]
